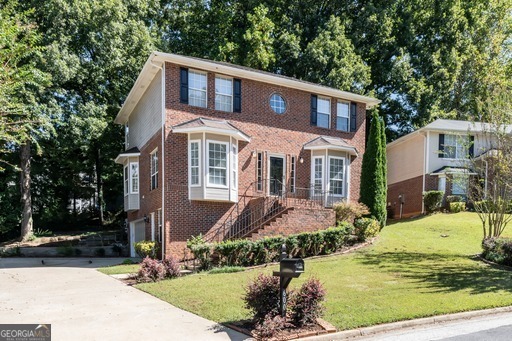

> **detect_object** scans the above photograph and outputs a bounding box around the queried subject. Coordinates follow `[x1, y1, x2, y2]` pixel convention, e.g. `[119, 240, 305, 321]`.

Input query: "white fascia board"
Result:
[303, 145, 358, 156]
[114, 153, 141, 164]
[172, 126, 251, 142]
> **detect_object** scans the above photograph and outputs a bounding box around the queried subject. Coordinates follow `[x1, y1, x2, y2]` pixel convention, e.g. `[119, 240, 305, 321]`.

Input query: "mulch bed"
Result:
[226, 318, 336, 340]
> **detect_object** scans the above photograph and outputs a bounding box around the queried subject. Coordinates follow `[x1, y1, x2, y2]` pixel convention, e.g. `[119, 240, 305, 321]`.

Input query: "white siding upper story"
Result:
[387, 119, 500, 186]
[127, 69, 162, 148]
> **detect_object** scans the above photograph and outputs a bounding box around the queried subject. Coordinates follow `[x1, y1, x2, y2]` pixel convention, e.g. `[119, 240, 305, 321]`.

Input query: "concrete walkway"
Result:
[0, 258, 248, 341]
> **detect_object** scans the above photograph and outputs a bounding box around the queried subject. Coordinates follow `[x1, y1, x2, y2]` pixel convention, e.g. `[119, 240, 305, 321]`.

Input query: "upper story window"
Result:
[317, 97, 331, 129]
[188, 70, 207, 108]
[336, 101, 350, 132]
[208, 141, 228, 187]
[443, 134, 467, 159]
[270, 94, 286, 114]
[150, 149, 158, 190]
[128, 162, 139, 194]
[215, 76, 233, 112]
[189, 141, 201, 186]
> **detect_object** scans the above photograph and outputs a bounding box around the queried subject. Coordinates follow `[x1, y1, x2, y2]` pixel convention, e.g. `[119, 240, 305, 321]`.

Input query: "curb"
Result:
[303, 306, 512, 340]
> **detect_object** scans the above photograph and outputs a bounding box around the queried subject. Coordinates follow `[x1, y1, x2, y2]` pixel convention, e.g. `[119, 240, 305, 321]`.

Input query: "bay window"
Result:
[208, 141, 228, 187]
[329, 157, 344, 196]
[189, 141, 200, 186]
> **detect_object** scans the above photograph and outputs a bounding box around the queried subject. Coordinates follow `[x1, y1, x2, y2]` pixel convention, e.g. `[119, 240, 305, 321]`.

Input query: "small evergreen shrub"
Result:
[137, 256, 166, 282]
[208, 266, 245, 274]
[288, 278, 326, 327]
[423, 191, 444, 213]
[354, 217, 380, 241]
[134, 240, 159, 259]
[186, 234, 212, 270]
[482, 237, 512, 266]
[244, 273, 280, 322]
[332, 201, 370, 223]
[446, 195, 462, 203]
[162, 255, 182, 278]
[449, 202, 466, 213]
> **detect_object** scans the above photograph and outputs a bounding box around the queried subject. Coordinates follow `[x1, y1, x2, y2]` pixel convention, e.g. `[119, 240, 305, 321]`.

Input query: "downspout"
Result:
[150, 60, 165, 260]
[422, 131, 429, 214]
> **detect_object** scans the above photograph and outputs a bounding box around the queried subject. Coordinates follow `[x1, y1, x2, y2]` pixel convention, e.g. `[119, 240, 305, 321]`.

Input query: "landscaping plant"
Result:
[134, 240, 160, 259]
[481, 237, 512, 266]
[244, 273, 280, 322]
[186, 234, 212, 270]
[449, 202, 466, 213]
[332, 201, 370, 223]
[162, 255, 182, 278]
[354, 217, 380, 241]
[137, 256, 166, 282]
[289, 278, 326, 327]
[423, 191, 444, 213]
[253, 314, 291, 339]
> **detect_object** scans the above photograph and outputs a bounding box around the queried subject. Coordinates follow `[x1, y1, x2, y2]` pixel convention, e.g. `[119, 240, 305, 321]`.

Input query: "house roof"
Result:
[387, 119, 512, 149]
[172, 117, 251, 142]
[303, 136, 358, 155]
[430, 166, 477, 176]
[114, 147, 140, 164]
[114, 51, 381, 124]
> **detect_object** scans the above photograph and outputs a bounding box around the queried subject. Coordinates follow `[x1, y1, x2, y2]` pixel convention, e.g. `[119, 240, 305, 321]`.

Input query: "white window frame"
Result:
[188, 69, 207, 108]
[129, 162, 139, 194]
[444, 134, 468, 160]
[317, 97, 331, 129]
[150, 149, 158, 190]
[189, 140, 201, 187]
[215, 75, 233, 112]
[452, 175, 468, 195]
[207, 140, 229, 188]
[312, 156, 324, 195]
[290, 156, 296, 193]
[124, 165, 129, 196]
[336, 101, 350, 132]
[232, 143, 238, 189]
[157, 209, 162, 243]
[270, 93, 286, 114]
[328, 156, 345, 197]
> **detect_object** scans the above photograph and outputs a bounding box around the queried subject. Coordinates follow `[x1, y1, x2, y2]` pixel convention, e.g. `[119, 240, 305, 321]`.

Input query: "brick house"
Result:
[386, 119, 500, 218]
[114, 52, 380, 258]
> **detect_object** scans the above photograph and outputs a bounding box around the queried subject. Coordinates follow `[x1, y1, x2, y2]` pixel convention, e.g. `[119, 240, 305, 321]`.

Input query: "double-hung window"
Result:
[189, 141, 201, 186]
[208, 142, 228, 187]
[215, 76, 233, 112]
[313, 157, 323, 195]
[444, 134, 466, 159]
[130, 162, 139, 193]
[188, 70, 207, 108]
[336, 101, 350, 132]
[231, 144, 238, 189]
[317, 97, 330, 128]
[329, 157, 344, 196]
[124, 166, 129, 195]
[150, 149, 158, 190]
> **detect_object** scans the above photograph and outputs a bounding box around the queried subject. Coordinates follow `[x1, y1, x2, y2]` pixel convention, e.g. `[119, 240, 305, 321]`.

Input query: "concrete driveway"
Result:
[0, 258, 248, 341]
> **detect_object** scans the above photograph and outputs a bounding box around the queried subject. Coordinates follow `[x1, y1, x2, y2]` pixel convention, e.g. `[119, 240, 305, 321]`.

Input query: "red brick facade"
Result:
[127, 60, 369, 259]
[387, 175, 423, 218]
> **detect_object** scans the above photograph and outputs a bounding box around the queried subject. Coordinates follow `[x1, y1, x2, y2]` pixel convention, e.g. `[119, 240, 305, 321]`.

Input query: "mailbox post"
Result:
[273, 244, 305, 317]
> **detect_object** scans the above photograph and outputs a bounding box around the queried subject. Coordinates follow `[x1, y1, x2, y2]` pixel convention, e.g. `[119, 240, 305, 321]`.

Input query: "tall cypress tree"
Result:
[360, 111, 387, 227]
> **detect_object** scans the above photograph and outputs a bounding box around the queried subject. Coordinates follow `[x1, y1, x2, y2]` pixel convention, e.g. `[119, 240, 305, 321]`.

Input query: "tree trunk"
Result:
[20, 141, 33, 241]
[95, 146, 104, 226]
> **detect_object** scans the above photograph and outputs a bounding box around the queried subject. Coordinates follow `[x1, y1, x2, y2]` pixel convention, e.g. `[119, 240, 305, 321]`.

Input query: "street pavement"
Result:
[0, 258, 248, 341]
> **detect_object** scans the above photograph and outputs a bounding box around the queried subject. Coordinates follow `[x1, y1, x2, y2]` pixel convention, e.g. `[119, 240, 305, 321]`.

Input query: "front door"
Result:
[269, 156, 284, 195]
[130, 220, 146, 257]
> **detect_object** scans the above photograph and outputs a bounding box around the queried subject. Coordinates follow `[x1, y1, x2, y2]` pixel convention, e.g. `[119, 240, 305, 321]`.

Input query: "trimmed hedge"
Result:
[187, 222, 361, 269]
[423, 191, 444, 213]
[449, 202, 466, 213]
[482, 237, 512, 266]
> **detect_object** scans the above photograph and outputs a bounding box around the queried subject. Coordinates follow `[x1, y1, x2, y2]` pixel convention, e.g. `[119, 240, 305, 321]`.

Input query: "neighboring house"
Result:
[114, 52, 380, 258]
[386, 119, 496, 218]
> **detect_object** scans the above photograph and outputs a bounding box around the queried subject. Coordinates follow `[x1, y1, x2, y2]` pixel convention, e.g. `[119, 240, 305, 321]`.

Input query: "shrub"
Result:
[244, 273, 280, 322]
[446, 195, 462, 203]
[214, 239, 253, 266]
[482, 237, 512, 266]
[134, 240, 159, 259]
[253, 313, 291, 339]
[137, 256, 166, 282]
[423, 191, 444, 213]
[354, 217, 380, 241]
[208, 266, 245, 274]
[122, 258, 135, 265]
[162, 255, 182, 278]
[186, 234, 212, 270]
[289, 278, 326, 327]
[95, 247, 106, 257]
[332, 201, 370, 223]
[449, 202, 466, 213]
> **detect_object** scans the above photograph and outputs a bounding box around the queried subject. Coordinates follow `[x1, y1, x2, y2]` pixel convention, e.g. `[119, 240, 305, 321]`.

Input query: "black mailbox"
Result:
[279, 258, 304, 277]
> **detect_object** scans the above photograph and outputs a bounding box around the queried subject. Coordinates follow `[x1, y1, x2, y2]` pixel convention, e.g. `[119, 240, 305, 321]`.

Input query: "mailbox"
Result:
[279, 258, 305, 277]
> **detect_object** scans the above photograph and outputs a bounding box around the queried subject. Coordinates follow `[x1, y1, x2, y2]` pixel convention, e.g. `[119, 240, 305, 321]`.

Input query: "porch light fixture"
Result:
[143, 214, 149, 223]
[252, 151, 257, 158]
[299, 157, 304, 164]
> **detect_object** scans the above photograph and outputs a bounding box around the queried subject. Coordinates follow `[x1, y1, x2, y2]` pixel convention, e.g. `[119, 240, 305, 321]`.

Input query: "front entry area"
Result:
[269, 155, 285, 195]
[130, 220, 146, 257]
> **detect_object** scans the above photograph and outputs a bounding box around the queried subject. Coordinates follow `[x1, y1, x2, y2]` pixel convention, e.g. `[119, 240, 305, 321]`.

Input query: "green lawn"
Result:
[132, 213, 512, 330]
[97, 263, 139, 275]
